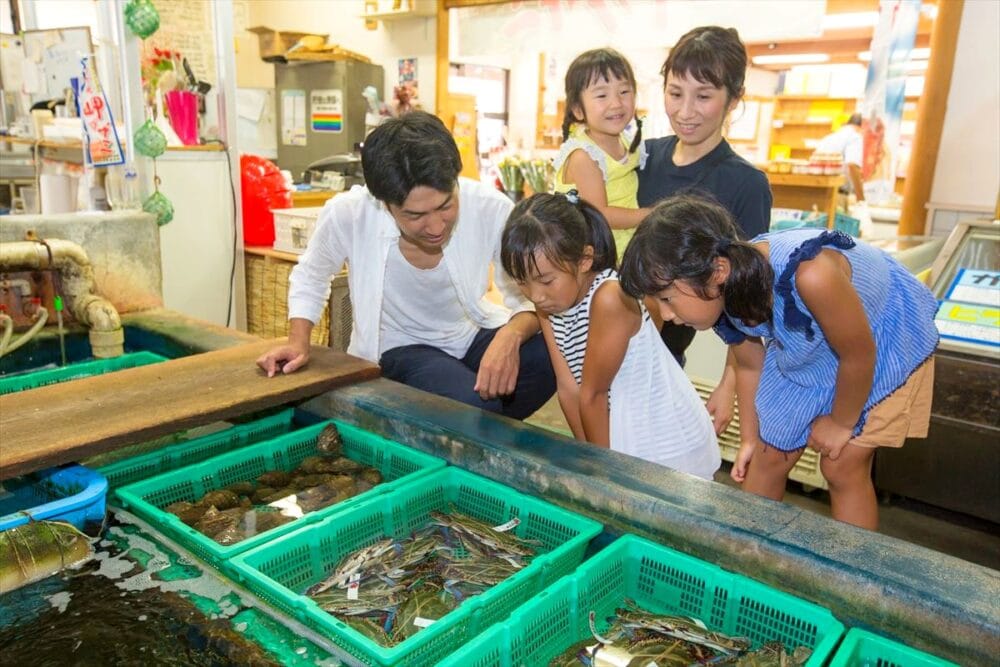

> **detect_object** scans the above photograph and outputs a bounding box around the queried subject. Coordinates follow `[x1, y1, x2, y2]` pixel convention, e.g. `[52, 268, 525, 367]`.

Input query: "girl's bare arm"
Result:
[796, 249, 875, 459]
[578, 281, 641, 447]
[562, 150, 649, 229]
[539, 315, 586, 440]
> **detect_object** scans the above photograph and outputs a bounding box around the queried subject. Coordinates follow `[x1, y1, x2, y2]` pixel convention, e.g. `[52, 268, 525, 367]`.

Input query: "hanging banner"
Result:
[78, 55, 125, 167]
[860, 0, 920, 205]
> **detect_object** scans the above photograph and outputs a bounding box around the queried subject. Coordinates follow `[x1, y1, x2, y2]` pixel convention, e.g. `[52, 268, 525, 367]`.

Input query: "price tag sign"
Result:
[346, 572, 361, 601]
[936, 269, 1000, 347]
[492, 517, 520, 532]
[79, 56, 124, 167]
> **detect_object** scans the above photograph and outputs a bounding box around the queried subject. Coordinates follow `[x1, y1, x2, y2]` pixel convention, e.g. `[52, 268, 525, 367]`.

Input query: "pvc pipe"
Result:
[1, 308, 48, 358]
[0, 314, 13, 355]
[0, 239, 124, 358]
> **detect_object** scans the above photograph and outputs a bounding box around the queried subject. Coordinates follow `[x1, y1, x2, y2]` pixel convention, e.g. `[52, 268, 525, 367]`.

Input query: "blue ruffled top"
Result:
[714, 229, 939, 451]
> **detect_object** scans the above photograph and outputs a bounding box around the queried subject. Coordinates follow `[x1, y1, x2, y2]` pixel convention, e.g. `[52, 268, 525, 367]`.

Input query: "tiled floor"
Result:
[526, 396, 1000, 571]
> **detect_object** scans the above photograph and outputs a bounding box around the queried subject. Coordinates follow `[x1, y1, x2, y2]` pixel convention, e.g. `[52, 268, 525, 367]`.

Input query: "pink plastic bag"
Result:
[164, 90, 199, 146]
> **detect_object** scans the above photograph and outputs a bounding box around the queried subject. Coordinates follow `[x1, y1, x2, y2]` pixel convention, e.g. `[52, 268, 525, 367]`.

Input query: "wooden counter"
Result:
[767, 172, 845, 227]
[0, 339, 379, 480]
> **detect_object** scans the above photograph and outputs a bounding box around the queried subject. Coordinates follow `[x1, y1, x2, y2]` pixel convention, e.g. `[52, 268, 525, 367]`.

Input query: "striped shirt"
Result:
[549, 269, 615, 385]
[714, 229, 940, 451]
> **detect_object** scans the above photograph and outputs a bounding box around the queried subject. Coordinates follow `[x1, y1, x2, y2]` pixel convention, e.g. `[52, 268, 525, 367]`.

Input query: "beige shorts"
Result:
[851, 357, 935, 449]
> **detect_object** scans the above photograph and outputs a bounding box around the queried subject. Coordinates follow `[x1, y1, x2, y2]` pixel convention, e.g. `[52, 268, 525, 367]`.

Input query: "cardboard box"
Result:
[247, 26, 328, 63]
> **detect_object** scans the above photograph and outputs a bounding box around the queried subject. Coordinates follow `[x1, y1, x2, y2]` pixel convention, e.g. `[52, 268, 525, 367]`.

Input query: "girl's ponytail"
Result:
[560, 109, 576, 142]
[574, 193, 617, 272]
[717, 239, 772, 324]
[628, 116, 643, 154]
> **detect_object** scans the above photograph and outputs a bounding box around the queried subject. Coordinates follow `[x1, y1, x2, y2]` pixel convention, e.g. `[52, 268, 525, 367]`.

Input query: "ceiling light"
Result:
[752, 53, 831, 66]
[822, 11, 879, 30]
[858, 48, 931, 62]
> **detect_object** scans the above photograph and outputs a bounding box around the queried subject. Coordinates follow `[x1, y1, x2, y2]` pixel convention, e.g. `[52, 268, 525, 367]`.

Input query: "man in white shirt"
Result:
[815, 112, 865, 202]
[257, 112, 556, 419]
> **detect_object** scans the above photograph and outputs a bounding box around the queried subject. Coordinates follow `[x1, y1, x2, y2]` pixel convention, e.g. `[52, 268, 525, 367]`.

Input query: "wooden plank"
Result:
[0, 339, 379, 479]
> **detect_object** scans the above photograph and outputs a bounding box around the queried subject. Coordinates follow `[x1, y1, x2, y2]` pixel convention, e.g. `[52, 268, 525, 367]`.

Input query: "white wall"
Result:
[929, 0, 999, 211]
[156, 151, 239, 327]
[235, 0, 437, 113]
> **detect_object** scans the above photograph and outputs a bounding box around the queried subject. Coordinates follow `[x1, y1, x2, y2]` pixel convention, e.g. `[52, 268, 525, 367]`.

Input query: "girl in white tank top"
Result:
[500, 192, 719, 480]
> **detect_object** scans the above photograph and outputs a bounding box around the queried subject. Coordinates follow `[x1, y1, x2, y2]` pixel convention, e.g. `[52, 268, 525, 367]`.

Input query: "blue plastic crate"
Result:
[0, 465, 108, 532]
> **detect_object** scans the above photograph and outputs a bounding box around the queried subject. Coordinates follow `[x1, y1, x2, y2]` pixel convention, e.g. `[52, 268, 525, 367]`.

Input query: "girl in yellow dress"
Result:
[554, 48, 650, 258]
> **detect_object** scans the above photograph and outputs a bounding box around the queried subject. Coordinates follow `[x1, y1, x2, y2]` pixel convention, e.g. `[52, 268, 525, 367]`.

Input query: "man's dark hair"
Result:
[847, 112, 863, 126]
[361, 111, 462, 206]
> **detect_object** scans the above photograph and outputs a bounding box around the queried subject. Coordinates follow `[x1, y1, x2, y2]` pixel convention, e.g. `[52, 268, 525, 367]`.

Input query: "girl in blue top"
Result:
[620, 195, 939, 529]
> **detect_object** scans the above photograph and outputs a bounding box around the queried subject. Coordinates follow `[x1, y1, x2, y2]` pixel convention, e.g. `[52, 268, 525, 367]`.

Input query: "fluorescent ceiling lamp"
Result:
[753, 53, 830, 65]
[822, 11, 879, 30]
[858, 48, 931, 62]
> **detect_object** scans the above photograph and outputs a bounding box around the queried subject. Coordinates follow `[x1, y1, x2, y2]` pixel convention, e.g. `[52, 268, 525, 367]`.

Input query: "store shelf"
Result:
[773, 119, 836, 126]
[0, 136, 222, 151]
[362, 0, 436, 21]
[767, 173, 844, 187]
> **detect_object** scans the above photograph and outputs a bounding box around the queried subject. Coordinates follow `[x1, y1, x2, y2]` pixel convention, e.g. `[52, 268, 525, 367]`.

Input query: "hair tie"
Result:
[565, 189, 580, 205]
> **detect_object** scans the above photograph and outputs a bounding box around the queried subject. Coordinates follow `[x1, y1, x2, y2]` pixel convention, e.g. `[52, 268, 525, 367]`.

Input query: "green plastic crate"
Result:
[228, 467, 603, 667]
[99, 409, 296, 491]
[440, 533, 845, 667]
[0, 351, 167, 395]
[114, 420, 446, 571]
[829, 629, 958, 667]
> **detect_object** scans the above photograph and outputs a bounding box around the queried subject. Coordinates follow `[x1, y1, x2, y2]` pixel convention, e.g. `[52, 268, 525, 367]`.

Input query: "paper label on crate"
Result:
[492, 517, 520, 532]
[346, 573, 361, 600]
[310, 89, 343, 133]
[591, 645, 643, 667]
[412, 617, 436, 628]
[268, 494, 304, 519]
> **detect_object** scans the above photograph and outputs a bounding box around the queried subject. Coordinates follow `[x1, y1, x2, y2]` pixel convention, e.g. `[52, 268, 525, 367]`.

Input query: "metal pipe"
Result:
[0, 240, 124, 358]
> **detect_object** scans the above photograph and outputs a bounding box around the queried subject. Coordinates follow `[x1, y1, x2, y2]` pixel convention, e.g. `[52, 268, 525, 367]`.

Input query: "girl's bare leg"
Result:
[742, 442, 802, 500]
[821, 443, 878, 530]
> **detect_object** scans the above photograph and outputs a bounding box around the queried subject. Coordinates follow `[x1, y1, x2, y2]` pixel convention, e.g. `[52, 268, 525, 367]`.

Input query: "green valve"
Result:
[54, 295, 64, 311]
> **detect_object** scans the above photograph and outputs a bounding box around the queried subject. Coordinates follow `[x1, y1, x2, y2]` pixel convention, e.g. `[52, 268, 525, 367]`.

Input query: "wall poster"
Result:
[310, 89, 343, 133]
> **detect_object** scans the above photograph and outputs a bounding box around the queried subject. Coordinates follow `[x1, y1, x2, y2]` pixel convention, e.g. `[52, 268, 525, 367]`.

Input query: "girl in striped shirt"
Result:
[500, 191, 719, 480]
[619, 195, 938, 528]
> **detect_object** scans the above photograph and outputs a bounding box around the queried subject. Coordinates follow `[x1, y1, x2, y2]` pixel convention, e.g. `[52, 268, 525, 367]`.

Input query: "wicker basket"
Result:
[245, 252, 353, 348]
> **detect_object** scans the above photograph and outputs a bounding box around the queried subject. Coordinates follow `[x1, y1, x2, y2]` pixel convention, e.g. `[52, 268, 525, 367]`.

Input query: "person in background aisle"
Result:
[257, 112, 556, 420]
[501, 191, 719, 480]
[637, 25, 773, 435]
[815, 112, 865, 202]
[553, 48, 650, 259]
[620, 195, 938, 529]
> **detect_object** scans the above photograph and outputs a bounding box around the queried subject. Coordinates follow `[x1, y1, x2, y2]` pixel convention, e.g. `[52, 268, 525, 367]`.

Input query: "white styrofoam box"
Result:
[272, 206, 324, 254]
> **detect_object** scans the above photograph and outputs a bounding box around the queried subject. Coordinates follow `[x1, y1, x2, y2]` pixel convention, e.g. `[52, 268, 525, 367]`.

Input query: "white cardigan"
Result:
[287, 178, 532, 363]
